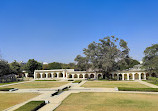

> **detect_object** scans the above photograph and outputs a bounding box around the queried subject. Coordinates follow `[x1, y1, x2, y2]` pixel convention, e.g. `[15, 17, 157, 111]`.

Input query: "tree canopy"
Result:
[0, 60, 11, 77]
[75, 36, 130, 78]
[9, 60, 21, 74]
[143, 44, 158, 76]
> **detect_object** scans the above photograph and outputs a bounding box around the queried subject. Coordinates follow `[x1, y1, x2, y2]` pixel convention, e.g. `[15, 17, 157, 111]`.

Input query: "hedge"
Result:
[14, 101, 45, 111]
[0, 88, 14, 91]
[72, 80, 82, 83]
[118, 87, 158, 92]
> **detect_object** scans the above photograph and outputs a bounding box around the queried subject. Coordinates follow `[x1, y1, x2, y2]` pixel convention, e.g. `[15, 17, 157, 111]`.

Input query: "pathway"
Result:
[137, 80, 158, 88]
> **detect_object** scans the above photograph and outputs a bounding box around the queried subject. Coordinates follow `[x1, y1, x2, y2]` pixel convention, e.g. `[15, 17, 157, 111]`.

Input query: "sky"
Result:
[0, 0, 158, 63]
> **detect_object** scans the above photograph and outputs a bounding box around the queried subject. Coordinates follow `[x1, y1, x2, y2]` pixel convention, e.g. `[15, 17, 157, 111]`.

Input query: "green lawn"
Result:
[82, 81, 149, 88]
[0, 93, 39, 111]
[55, 92, 158, 111]
[0, 81, 24, 85]
[4, 81, 69, 89]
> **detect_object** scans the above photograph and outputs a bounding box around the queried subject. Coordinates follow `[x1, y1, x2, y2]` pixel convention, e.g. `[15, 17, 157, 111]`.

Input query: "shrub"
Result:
[15, 101, 45, 111]
[0, 88, 14, 91]
[35, 80, 56, 81]
[72, 80, 82, 83]
[68, 80, 74, 81]
[118, 87, 158, 92]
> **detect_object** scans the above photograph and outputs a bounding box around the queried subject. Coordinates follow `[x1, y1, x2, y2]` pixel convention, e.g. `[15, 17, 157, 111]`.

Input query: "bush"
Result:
[35, 80, 56, 81]
[72, 80, 82, 83]
[15, 101, 45, 111]
[68, 80, 74, 81]
[0, 88, 14, 91]
[118, 87, 158, 92]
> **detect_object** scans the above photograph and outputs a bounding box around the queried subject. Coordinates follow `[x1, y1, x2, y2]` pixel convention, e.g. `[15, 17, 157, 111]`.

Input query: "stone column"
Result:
[144, 73, 147, 80]
[45, 73, 48, 79]
[34, 72, 36, 79]
[51, 73, 54, 78]
[127, 73, 129, 80]
[139, 73, 141, 80]
[112, 74, 114, 79]
[83, 73, 85, 79]
[132, 74, 135, 80]
[122, 74, 124, 80]
[57, 72, 59, 78]
[77, 74, 80, 79]
[72, 74, 74, 79]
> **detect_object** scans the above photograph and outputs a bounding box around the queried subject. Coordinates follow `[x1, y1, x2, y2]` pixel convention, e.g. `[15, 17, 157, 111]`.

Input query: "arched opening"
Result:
[79, 74, 83, 78]
[98, 74, 102, 79]
[114, 74, 117, 80]
[119, 74, 122, 80]
[141, 73, 145, 79]
[124, 74, 127, 80]
[74, 74, 78, 78]
[42, 73, 46, 78]
[59, 73, 63, 77]
[135, 73, 139, 79]
[69, 74, 72, 78]
[90, 74, 94, 78]
[37, 73, 40, 78]
[146, 73, 149, 79]
[109, 74, 112, 79]
[48, 73, 51, 78]
[151, 73, 156, 77]
[129, 74, 132, 80]
[53, 73, 57, 78]
[85, 74, 89, 78]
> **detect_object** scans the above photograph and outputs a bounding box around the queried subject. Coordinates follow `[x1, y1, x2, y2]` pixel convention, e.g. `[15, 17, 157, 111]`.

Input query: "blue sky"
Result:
[0, 0, 158, 63]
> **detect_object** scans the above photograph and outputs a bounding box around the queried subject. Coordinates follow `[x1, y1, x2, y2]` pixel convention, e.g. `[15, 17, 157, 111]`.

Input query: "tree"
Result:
[74, 55, 90, 71]
[24, 59, 42, 77]
[9, 60, 21, 74]
[75, 36, 129, 78]
[117, 57, 140, 70]
[143, 44, 158, 76]
[48, 62, 62, 69]
[0, 60, 11, 77]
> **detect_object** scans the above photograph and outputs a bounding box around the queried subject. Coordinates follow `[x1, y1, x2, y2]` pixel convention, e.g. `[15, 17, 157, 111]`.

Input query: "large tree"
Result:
[9, 60, 21, 74]
[143, 44, 158, 77]
[24, 59, 42, 77]
[0, 60, 11, 77]
[48, 62, 62, 69]
[75, 36, 129, 78]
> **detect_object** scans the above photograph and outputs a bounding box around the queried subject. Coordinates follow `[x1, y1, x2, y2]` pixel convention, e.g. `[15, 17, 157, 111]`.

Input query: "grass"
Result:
[55, 92, 158, 111]
[35, 80, 57, 81]
[118, 87, 158, 92]
[0, 93, 39, 111]
[4, 81, 69, 89]
[15, 101, 45, 111]
[143, 80, 158, 86]
[82, 81, 149, 88]
[0, 81, 24, 85]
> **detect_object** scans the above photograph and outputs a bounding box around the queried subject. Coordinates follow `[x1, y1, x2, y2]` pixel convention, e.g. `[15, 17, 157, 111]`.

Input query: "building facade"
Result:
[34, 65, 153, 80]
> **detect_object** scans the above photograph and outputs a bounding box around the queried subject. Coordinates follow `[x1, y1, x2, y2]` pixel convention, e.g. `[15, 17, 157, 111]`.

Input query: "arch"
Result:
[114, 74, 117, 80]
[90, 74, 95, 78]
[98, 74, 102, 79]
[109, 74, 112, 79]
[129, 73, 132, 80]
[68, 74, 72, 78]
[146, 73, 149, 79]
[135, 73, 139, 79]
[42, 73, 46, 78]
[119, 74, 122, 80]
[74, 74, 78, 78]
[151, 73, 156, 77]
[59, 73, 63, 77]
[48, 73, 51, 78]
[124, 74, 127, 80]
[85, 74, 89, 78]
[79, 74, 83, 78]
[37, 73, 41, 78]
[53, 73, 57, 78]
[141, 73, 145, 79]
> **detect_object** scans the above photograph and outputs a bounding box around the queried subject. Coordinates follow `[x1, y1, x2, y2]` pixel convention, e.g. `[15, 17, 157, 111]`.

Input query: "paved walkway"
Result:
[137, 80, 158, 88]
[3, 80, 158, 111]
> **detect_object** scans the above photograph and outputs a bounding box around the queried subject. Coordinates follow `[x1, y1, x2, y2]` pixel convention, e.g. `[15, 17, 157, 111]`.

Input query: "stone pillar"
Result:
[132, 74, 135, 80]
[122, 74, 124, 80]
[144, 73, 146, 80]
[34, 72, 36, 79]
[72, 74, 74, 79]
[112, 74, 114, 79]
[77, 74, 80, 79]
[83, 73, 85, 79]
[51, 73, 54, 78]
[57, 72, 59, 78]
[139, 73, 141, 80]
[127, 74, 129, 80]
